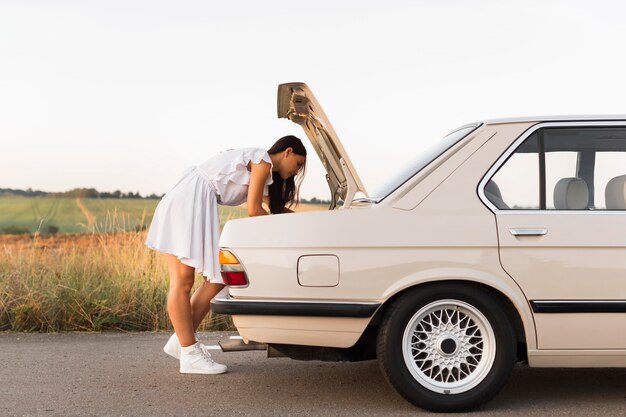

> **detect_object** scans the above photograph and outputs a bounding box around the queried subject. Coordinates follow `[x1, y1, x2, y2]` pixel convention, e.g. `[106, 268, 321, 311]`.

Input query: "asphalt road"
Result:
[1, 332, 625, 417]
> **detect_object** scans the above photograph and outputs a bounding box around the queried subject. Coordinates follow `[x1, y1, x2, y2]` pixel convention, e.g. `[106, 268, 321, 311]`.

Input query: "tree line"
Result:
[0, 187, 162, 199]
[0, 187, 331, 204]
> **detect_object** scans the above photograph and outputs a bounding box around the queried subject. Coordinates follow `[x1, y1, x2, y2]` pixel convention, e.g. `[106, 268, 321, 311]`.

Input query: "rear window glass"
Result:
[370, 124, 480, 201]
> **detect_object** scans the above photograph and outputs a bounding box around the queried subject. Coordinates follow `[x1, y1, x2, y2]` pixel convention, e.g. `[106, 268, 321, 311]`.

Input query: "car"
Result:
[211, 82, 626, 412]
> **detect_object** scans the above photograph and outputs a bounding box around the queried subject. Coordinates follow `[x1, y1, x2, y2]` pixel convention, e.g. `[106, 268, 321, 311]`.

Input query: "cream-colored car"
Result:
[212, 83, 626, 412]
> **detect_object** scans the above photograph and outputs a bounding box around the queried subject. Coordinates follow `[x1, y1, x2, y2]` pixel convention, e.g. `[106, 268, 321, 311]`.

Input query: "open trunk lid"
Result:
[277, 82, 368, 209]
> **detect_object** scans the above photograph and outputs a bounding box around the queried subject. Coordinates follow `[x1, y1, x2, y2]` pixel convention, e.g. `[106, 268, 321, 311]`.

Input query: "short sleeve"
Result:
[209, 148, 273, 187]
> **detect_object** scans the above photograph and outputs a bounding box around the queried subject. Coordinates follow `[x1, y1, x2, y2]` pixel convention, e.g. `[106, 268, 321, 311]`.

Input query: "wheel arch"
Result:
[369, 279, 531, 359]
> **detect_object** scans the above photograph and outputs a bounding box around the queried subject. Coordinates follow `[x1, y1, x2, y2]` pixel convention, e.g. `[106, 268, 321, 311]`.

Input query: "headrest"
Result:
[554, 177, 589, 210]
[484, 180, 509, 209]
[605, 174, 626, 210]
[485, 180, 502, 199]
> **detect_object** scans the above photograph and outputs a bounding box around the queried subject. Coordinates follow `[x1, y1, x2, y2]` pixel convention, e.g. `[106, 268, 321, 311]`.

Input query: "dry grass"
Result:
[0, 230, 232, 332]
[0, 202, 326, 332]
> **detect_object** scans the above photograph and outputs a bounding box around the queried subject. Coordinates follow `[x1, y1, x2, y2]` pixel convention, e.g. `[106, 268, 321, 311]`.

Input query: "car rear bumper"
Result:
[211, 288, 381, 318]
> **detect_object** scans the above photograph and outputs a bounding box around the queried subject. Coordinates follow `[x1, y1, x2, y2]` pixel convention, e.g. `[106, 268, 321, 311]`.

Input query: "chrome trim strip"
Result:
[531, 300, 626, 313]
[478, 121, 626, 213]
[495, 210, 626, 215]
[482, 115, 626, 124]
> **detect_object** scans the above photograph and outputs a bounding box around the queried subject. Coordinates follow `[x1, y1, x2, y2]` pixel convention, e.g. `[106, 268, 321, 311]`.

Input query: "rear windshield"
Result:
[370, 124, 480, 201]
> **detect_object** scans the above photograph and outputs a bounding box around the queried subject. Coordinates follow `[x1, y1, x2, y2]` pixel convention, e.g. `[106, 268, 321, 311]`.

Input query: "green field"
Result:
[0, 196, 249, 234]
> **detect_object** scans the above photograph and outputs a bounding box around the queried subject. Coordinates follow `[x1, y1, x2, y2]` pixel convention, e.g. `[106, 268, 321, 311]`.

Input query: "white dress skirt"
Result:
[145, 166, 222, 282]
[145, 148, 273, 284]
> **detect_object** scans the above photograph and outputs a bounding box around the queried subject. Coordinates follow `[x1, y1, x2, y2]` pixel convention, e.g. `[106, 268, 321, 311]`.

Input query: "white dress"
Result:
[145, 148, 273, 283]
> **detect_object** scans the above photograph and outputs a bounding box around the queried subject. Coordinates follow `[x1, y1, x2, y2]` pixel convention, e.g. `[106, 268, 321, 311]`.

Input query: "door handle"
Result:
[509, 228, 548, 236]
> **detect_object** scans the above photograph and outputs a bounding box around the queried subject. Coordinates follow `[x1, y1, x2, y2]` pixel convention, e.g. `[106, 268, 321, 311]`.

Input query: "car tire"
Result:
[376, 283, 516, 412]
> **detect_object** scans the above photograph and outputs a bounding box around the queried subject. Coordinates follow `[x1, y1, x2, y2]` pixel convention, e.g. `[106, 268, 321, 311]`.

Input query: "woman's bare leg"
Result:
[165, 254, 197, 347]
[190, 281, 225, 330]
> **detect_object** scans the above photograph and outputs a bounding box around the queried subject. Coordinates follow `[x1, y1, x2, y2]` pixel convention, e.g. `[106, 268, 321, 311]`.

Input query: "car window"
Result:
[370, 124, 480, 201]
[545, 151, 578, 209]
[488, 133, 540, 209]
[595, 151, 626, 209]
[486, 126, 626, 211]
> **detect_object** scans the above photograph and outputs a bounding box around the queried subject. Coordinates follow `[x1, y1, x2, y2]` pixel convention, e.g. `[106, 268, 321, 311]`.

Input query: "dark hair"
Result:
[267, 135, 307, 214]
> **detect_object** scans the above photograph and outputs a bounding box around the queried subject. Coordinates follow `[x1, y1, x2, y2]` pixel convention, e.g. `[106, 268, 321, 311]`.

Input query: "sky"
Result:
[2, 1, 626, 200]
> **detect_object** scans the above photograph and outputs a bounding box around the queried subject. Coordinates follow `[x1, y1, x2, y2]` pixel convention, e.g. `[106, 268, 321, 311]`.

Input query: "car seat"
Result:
[605, 174, 626, 210]
[553, 177, 589, 210]
[484, 180, 509, 209]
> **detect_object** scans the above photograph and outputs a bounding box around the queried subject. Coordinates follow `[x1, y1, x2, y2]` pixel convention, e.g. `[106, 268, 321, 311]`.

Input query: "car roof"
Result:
[481, 114, 626, 125]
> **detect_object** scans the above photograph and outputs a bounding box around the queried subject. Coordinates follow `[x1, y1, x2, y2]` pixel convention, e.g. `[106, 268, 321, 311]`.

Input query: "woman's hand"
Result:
[247, 161, 271, 217]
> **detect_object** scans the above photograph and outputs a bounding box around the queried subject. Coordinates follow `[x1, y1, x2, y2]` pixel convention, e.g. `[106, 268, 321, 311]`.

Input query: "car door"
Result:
[480, 122, 626, 350]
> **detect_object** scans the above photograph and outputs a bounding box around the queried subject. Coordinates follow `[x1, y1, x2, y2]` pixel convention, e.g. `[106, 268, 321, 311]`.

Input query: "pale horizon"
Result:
[3, 1, 626, 200]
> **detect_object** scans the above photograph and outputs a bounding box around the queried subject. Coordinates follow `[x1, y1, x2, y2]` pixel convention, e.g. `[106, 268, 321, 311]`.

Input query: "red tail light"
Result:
[219, 249, 248, 286]
[221, 271, 248, 286]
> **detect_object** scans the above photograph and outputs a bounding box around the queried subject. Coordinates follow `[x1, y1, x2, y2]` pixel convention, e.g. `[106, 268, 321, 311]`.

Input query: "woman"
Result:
[145, 135, 307, 374]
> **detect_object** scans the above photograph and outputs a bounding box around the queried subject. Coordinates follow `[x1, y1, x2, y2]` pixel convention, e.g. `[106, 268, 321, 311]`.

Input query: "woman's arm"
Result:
[247, 161, 271, 217]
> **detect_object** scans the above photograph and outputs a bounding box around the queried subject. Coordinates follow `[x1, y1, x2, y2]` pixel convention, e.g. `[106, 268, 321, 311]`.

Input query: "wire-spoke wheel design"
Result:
[402, 299, 496, 394]
[377, 284, 517, 412]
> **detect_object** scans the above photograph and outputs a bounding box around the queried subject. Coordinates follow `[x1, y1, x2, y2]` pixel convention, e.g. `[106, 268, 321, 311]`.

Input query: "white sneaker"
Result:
[179, 343, 228, 374]
[164, 332, 208, 360]
[163, 333, 183, 359]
